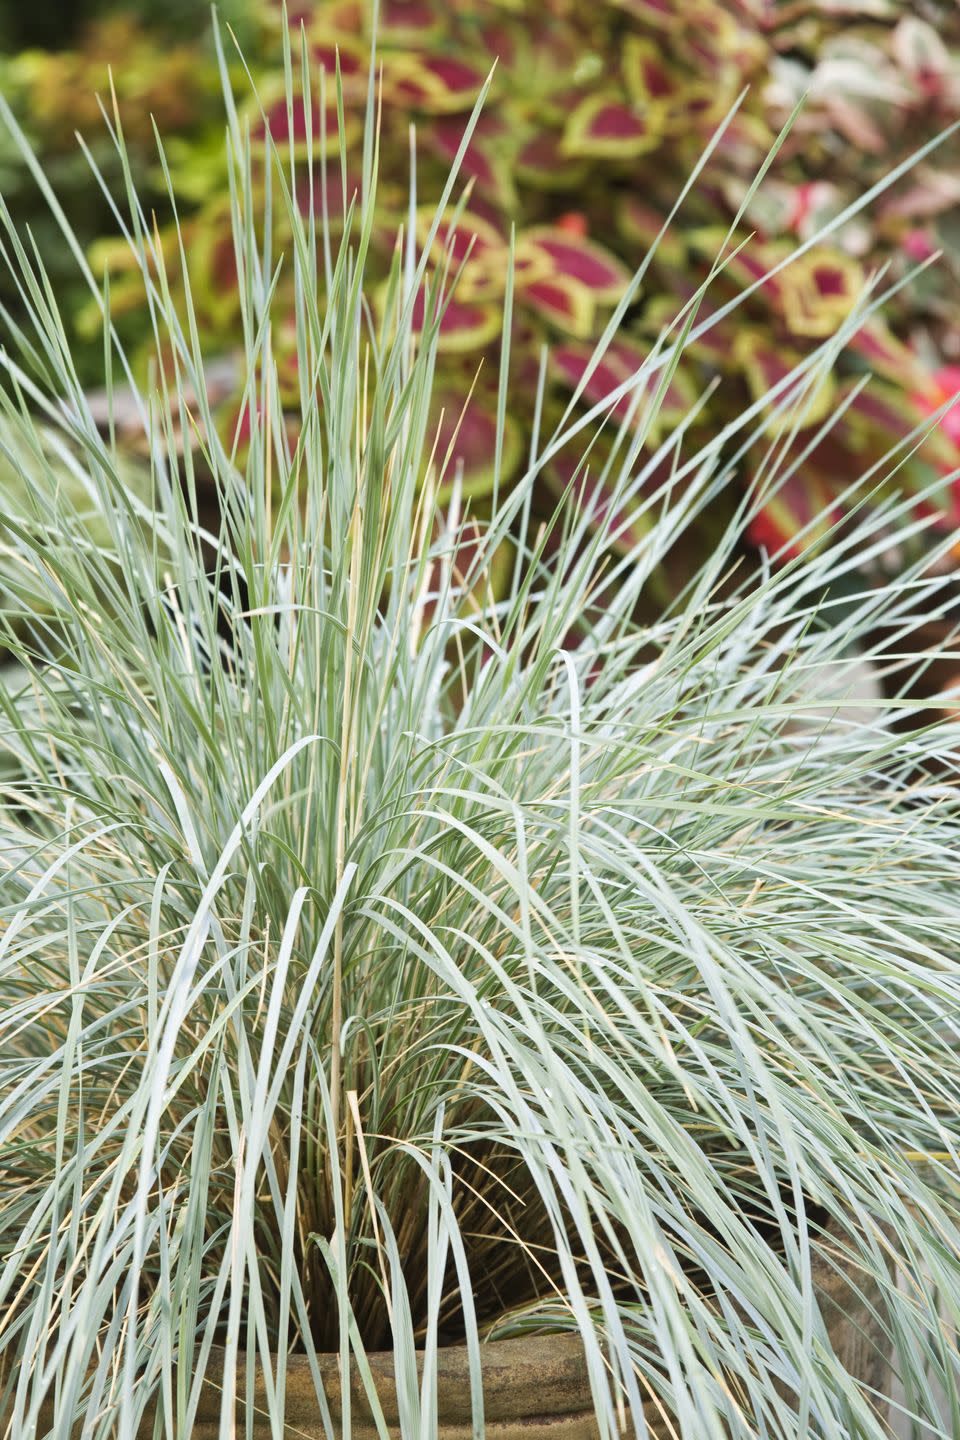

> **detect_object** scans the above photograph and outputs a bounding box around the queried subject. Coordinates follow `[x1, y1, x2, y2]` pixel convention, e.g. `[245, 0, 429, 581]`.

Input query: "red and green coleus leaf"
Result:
[196, 235, 243, 329]
[662, 82, 737, 134]
[304, 33, 367, 95]
[263, 0, 320, 27]
[428, 390, 523, 501]
[407, 279, 503, 354]
[414, 204, 509, 300]
[561, 92, 665, 160]
[848, 319, 926, 390]
[514, 129, 589, 191]
[474, 17, 519, 70]
[623, 41, 734, 136]
[519, 276, 598, 339]
[375, 0, 444, 46]
[517, 226, 632, 303]
[301, 0, 364, 34]
[384, 54, 488, 113]
[622, 37, 685, 108]
[551, 345, 640, 425]
[515, 225, 635, 340]
[637, 292, 738, 369]
[842, 376, 956, 471]
[913, 365, 960, 452]
[840, 377, 955, 460]
[505, 11, 584, 103]
[247, 82, 357, 156]
[747, 466, 842, 558]
[733, 331, 837, 431]
[688, 228, 789, 301]
[468, 246, 550, 302]
[777, 247, 864, 339]
[424, 115, 516, 205]
[608, 0, 682, 28]
[681, 0, 768, 80]
[617, 197, 686, 268]
[606, 338, 697, 426]
[551, 338, 696, 434]
[717, 239, 787, 302]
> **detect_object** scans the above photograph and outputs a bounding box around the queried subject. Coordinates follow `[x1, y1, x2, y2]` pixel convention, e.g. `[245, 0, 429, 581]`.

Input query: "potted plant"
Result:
[1, 31, 959, 1440]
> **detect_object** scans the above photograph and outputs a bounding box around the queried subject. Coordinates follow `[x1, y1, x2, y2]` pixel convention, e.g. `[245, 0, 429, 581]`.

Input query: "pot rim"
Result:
[192, 1217, 874, 1427]
[194, 1331, 595, 1424]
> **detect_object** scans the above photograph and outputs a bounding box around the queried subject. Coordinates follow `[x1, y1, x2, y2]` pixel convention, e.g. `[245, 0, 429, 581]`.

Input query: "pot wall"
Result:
[185, 1236, 890, 1439]
[14, 1224, 890, 1437]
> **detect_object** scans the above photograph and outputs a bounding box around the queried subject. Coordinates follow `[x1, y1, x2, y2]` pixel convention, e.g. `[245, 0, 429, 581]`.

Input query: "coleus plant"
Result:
[44, 0, 960, 561]
[0, 4, 252, 385]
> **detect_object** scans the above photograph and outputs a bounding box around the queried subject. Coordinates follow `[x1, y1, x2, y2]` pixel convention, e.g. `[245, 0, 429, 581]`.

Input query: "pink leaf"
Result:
[521, 278, 596, 338]
[519, 227, 631, 300]
[562, 94, 663, 159]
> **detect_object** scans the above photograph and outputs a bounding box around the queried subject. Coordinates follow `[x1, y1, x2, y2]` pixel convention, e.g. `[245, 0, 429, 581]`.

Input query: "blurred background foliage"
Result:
[2, 0, 960, 566]
[0, 0, 251, 385]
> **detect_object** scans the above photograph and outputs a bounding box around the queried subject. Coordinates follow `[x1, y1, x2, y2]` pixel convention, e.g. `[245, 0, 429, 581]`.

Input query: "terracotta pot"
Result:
[13, 1222, 890, 1437]
[183, 1232, 889, 1439]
